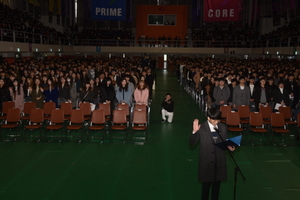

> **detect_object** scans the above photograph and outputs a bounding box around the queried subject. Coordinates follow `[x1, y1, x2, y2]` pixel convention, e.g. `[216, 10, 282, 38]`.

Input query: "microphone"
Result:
[214, 126, 220, 134]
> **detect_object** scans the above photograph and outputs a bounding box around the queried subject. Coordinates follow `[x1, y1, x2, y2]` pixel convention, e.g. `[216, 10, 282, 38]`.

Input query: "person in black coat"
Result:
[100, 77, 116, 113]
[190, 108, 235, 200]
[0, 78, 11, 112]
[273, 81, 290, 110]
[253, 78, 271, 112]
[79, 82, 94, 104]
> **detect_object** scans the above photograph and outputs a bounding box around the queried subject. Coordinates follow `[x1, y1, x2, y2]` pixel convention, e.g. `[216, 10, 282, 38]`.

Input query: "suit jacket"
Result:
[273, 87, 290, 106]
[190, 121, 228, 182]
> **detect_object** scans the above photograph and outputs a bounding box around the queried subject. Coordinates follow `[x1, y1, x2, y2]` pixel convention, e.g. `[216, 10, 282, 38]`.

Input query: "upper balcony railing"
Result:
[1, 28, 299, 49]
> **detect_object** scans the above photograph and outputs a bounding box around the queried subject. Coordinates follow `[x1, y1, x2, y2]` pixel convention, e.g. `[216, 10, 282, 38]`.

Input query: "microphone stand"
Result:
[214, 127, 246, 200]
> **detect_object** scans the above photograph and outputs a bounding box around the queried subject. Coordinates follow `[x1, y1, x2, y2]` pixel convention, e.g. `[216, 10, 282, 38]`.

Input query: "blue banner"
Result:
[92, 0, 126, 20]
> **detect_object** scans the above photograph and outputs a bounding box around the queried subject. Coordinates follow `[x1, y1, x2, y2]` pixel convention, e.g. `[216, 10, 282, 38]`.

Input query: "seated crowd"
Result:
[173, 57, 300, 120]
[0, 56, 155, 115]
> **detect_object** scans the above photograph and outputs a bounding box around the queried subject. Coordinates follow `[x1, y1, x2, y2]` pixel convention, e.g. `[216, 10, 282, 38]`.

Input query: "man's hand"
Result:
[193, 119, 201, 133]
[227, 146, 235, 151]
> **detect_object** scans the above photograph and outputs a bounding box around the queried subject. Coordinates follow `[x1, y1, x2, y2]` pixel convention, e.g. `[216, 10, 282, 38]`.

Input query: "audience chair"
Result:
[66, 109, 84, 143]
[259, 106, 272, 127]
[45, 109, 65, 142]
[238, 105, 250, 129]
[0, 101, 15, 122]
[133, 103, 150, 124]
[0, 108, 21, 141]
[271, 113, 291, 146]
[131, 110, 148, 145]
[24, 108, 44, 142]
[117, 103, 130, 121]
[110, 109, 128, 144]
[220, 105, 232, 124]
[99, 102, 111, 123]
[43, 102, 56, 122]
[21, 101, 36, 124]
[88, 109, 107, 143]
[226, 111, 244, 135]
[249, 112, 268, 145]
[279, 106, 297, 126]
[61, 102, 72, 121]
[79, 102, 92, 123]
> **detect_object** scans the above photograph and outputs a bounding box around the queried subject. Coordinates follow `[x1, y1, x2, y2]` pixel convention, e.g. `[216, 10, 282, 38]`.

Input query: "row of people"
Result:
[172, 57, 300, 119]
[0, 57, 156, 113]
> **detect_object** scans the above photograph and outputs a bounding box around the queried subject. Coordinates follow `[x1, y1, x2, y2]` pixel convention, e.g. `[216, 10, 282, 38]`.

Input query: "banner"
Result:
[57, 0, 61, 15]
[204, 0, 240, 22]
[92, 0, 126, 20]
[49, 0, 54, 12]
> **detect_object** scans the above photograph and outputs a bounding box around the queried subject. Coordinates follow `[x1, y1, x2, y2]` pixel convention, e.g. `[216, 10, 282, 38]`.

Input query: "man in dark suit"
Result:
[273, 81, 290, 110]
[190, 108, 235, 200]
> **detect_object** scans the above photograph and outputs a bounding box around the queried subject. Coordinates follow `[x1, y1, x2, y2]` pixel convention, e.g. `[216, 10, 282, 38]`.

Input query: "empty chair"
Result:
[279, 106, 297, 126]
[43, 102, 56, 122]
[45, 109, 65, 142]
[88, 109, 107, 143]
[271, 113, 291, 146]
[20, 102, 36, 123]
[61, 102, 72, 121]
[79, 102, 92, 122]
[117, 103, 130, 120]
[24, 108, 44, 142]
[110, 109, 128, 144]
[0, 108, 21, 141]
[238, 105, 250, 128]
[249, 112, 268, 145]
[99, 102, 111, 122]
[131, 110, 147, 144]
[0, 101, 15, 121]
[66, 109, 84, 142]
[220, 105, 231, 124]
[259, 106, 272, 127]
[226, 111, 244, 135]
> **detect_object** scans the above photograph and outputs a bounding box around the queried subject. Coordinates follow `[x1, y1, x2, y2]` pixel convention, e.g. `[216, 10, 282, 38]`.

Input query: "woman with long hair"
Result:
[115, 77, 132, 106]
[134, 80, 149, 105]
[78, 82, 94, 105]
[42, 78, 59, 107]
[23, 77, 33, 102]
[100, 77, 116, 112]
[9, 79, 24, 111]
[57, 76, 71, 107]
[30, 78, 45, 108]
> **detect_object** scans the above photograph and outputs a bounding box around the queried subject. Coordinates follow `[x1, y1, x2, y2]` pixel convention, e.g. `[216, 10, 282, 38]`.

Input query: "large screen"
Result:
[148, 15, 176, 25]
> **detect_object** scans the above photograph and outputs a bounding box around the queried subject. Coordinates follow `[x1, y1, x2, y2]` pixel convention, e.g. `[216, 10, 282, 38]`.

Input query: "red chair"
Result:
[110, 109, 128, 144]
[45, 109, 65, 142]
[43, 102, 56, 122]
[24, 108, 44, 142]
[21, 102, 36, 123]
[131, 110, 147, 144]
[220, 105, 231, 124]
[279, 106, 297, 126]
[99, 102, 111, 122]
[0, 108, 21, 141]
[88, 110, 107, 143]
[249, 112, 268, 145]
[226, 111, 244, 135]
[66, 109, 84, 142]
[259, 106, 272, 126]
[0, 101, 15, 121]
[271, 113, 291, 146]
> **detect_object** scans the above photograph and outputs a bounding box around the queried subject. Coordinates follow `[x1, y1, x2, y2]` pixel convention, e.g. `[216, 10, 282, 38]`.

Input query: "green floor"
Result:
[1, 70, 300, 200]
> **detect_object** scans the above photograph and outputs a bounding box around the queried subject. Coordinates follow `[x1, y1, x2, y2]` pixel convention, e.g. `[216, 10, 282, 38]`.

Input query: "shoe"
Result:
[161, 119, 165, 123]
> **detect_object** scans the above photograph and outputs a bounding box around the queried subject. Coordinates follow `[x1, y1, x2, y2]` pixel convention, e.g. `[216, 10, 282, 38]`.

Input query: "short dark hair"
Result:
[207, 108, 221, 120]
